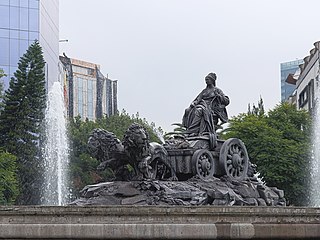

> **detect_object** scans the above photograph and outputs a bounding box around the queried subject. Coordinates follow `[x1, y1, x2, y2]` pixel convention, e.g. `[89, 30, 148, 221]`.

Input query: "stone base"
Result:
[70, 178, 285, 207]
[1, 206, 320, 239]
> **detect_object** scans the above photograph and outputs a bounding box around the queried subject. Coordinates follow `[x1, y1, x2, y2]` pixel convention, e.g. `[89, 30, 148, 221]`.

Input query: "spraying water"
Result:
[310, 83, 320, 207]
[42, 81, 70, 205]
[154, 128, 165, 144]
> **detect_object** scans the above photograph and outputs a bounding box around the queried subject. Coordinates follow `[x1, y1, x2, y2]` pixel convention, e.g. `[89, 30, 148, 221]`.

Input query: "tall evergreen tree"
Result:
[0, 41, 46, 204]
[0, 69, 19, 205]
[0, 69, 5, 112]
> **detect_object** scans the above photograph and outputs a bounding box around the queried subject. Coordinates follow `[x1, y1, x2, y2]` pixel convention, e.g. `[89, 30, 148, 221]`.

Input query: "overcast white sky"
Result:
[59, 0, 320, 132]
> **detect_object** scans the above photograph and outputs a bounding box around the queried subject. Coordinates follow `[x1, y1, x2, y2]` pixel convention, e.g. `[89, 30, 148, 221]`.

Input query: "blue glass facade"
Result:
[77, 77, 83, 116]
[280, 59, 303, 102]
[0, 0, 59, 91]
[87, 79, 93, 120]
[76, 76, 94, 121]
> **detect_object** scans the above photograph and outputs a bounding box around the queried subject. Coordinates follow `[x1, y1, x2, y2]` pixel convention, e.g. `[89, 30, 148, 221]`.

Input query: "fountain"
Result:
[310, 82, 320, 207]
[42, 81, 70, 205]
[3, 73, 320, 240]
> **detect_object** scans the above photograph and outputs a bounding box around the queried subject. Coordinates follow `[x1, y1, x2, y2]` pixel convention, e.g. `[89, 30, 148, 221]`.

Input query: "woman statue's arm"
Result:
[190, 90, 204, 107]
[216, 88, 230, 106]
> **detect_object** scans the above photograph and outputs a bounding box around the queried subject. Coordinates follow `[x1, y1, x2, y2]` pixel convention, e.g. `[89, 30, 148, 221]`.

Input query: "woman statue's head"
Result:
[205, 72, 217, 86]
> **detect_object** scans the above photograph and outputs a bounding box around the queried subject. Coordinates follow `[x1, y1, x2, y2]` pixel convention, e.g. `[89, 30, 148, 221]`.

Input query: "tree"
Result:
[0, 41, 46, 204]
[0, 68, 5, 78]
[0, 69, 19, 205]
[223, 102, 311, 205]
[0, 151, 19, 204]
[247, 96, 265, 116]
[0, 69, 6, 112]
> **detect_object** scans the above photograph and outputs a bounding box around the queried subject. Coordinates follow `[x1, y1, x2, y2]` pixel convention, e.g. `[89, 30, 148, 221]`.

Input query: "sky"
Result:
[59, 0, 320, 132]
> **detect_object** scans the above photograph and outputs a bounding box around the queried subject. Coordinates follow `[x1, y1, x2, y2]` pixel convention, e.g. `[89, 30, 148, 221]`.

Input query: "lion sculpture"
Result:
[88, 123, 176, 181]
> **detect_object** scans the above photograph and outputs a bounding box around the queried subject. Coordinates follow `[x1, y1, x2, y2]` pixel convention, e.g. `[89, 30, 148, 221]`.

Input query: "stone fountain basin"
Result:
[0, 205, 320, 239]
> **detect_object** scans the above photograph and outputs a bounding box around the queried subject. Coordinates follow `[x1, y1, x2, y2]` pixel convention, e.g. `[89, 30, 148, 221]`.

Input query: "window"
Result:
[88, 79, 93, 91]
[20, 0, 28, 8]
[73, 66, 91, 76]
[29, 31, 39, 41]
[10, 30, 19, 39]
[0, 29, 9, 38]
[29, 8, 39, 31]
[299, 87, 308, 108]
[87, 80, 93, 119]
[19, 39, 28, 56]
[10, 0, 19, 7]
[308, 79, 315, 111]
[88, 68, 94, 76]
[29, 0, 39, 9]
[0, 0, 9, 6]
[0, 38, 9, 65]
[0, 6, 9, 28]
[9, 6, 19, 29]
[88, 103, 93, 119]
[20, 7, 28, 30]
[78, 77, 83, 117]
[20, 30, 28, 39]
[9, 38, 19, 66]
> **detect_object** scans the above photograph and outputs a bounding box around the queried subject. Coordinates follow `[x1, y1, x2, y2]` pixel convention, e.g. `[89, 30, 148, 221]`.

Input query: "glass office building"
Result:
[60, 55, 118, 121]
[0, 0, 59, 90]
[280, 59, 304, 102]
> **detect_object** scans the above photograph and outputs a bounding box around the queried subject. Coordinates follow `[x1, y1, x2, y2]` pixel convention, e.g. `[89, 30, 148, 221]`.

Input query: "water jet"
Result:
[42, 81, 70, 205]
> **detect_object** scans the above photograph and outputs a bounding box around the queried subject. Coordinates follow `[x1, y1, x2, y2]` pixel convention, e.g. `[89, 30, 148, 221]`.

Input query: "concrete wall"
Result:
[0, 206, 320, 239]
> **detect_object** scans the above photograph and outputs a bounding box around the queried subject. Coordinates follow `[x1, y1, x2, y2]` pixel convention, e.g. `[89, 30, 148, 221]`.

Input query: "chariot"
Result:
[88, 124, 250, 182]
[164, 134, 249, 181]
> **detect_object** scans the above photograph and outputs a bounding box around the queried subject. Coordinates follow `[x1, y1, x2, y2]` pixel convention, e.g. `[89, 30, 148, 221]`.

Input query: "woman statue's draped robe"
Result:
[182, 86, 229, 136]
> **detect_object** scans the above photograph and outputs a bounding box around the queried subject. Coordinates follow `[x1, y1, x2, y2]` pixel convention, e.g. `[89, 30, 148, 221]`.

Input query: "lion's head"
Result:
[122, 123, 150, 158]
[88, 128, 122, 162]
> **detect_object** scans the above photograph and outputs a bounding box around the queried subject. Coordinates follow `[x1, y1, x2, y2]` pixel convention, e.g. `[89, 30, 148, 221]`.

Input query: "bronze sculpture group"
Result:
[76, 72, 285, 206]
[88, 73, 250, 182]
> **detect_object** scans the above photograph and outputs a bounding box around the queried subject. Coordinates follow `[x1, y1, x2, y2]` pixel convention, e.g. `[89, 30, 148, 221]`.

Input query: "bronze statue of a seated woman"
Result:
[182, 73, 229, 136]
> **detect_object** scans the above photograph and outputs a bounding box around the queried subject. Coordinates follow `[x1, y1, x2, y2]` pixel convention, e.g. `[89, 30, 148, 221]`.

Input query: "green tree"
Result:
[164, 123, 186, 139]
[223, 102, 311, 205]
[0, 151, 19, 204]
[68, 116, 100, 193]
[247, 96, 265, 116]
[68, 110, 163, 195]
[0, 41, 46, 204]
[0, 68, 5, 78]
[0, 69, 6, 112]
[0, 69, 18, 205]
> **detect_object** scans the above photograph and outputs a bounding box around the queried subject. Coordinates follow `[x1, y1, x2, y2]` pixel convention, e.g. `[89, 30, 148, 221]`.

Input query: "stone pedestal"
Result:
[0, 206, 320, 239]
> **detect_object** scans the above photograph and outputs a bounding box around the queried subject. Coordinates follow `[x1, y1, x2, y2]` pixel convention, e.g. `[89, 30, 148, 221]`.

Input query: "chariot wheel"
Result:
[192, 149, 215, 180]
[219, 138, 249, 181]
